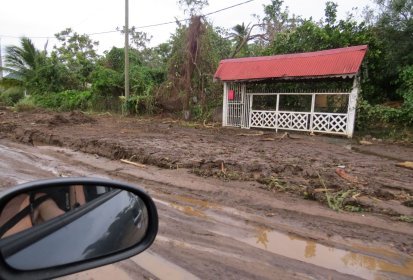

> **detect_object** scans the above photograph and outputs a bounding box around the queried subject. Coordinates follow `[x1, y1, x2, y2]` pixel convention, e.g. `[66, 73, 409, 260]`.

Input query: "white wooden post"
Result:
[310, 93, 316, 132]
[222, 82, 228, 127]
[275, 93, 280, 133]
[347, 75, 359, 138]
[240, 83, 244, 128]
[248, 94, 253, 129]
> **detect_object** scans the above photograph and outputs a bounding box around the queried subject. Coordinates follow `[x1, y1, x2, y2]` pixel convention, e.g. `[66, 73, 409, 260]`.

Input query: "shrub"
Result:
[121, 93, 155, 115]
[0, 87, 25, 106]
[15, 96, 37, 111]
[398, 66, 413, 125]
[33, 90, 92, 111]
[91, 66, 123, 96]
[356, 99, 402, 130]
[90, 66, 123, 112]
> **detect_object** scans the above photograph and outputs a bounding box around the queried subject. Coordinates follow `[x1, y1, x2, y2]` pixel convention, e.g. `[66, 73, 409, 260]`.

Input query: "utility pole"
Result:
[0, 38, 3, 79]
[124, 0, 130, 99]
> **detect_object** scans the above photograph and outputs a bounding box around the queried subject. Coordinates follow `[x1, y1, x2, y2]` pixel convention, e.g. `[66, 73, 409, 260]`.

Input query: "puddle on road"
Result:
[170, 194, 221, 209]
[153, 196, 212, 219]
[242, 227, 413, 280]
[166, 194, 224, 219]
[169, 203, 207, 219]
[153, 195, 413, 279]
[132, 251, 200, 280]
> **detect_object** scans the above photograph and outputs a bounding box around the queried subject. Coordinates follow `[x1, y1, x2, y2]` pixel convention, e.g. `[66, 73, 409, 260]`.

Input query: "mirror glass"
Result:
[0, 184, 149, 270]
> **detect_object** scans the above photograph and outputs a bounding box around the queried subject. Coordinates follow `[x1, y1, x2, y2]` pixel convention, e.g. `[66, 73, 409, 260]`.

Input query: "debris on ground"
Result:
[121, 159, 147, 168]
[0, 107, 412, 218]
[359, 140, 373, 145]
[396, 161, 413, 170]
[236, 131, 264, 136]
[335, 168, 367, 185]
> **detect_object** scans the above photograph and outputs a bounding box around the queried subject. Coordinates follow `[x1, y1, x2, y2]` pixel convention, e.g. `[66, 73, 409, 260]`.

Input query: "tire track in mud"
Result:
[1, 109, 412, 219]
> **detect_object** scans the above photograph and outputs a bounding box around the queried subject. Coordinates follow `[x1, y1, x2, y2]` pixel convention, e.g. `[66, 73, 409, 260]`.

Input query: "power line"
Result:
[134, 0, 254, 29]
[204, 0, 254, 17]
[87, 30, 117, 36]
[0, 0, 255, 40]
[0, 34, 54, 39]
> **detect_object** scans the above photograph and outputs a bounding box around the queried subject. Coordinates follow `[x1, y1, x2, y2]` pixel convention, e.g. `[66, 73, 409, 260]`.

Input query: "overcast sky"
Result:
[0, 0, 374, 56]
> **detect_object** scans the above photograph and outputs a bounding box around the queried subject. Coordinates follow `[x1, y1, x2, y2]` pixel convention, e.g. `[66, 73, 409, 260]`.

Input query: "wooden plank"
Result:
[396, 162, 413, 170]
[121, 159, 147, 168]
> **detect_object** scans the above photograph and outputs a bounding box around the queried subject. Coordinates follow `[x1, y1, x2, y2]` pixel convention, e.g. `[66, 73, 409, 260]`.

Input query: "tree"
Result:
[160, 20, 230, 116]
[2, 37, 41, 88]
[374, 0, 413, 92]
[118, 26, 152, 51]
[2, 37, 68, 94]
[178, 0, 206, 113]
[229, 23, 263, 58]
[178, 0, 208, 15]
[146, 43, 172, 68]
[53, 28, 99, 89]
[259, 0, 294, 43]
[324, 1, 338, 27]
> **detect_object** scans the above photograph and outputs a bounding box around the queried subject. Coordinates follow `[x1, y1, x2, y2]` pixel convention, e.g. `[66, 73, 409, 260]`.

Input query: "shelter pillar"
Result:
[347, 75, 360, 138]
[222, 82, 228, 126]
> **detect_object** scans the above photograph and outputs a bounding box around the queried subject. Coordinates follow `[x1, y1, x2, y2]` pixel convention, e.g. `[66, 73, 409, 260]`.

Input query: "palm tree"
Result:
[2, 37, 44, 90]
[229, 23, 249, 57]
[229, 23, 262, 58]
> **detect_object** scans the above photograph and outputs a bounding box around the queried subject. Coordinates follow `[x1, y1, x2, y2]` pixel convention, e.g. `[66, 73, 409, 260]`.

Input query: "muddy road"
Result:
[0, 142, 412, 279]
[0, 109, 413, 279]
[0, 109, 412, 218]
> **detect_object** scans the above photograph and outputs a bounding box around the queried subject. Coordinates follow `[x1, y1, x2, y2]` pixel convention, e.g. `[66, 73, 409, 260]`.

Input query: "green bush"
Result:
[0, 87, 25, 106]
[398, 66, 413, 125]
[357, 99, 401, 128]
[90, 66, 123, 112]
[15, 96, 37, 111]
[33, 90, 92, 111]
[356, 66, 413, 132]
[91, 66, 123, 96]
[121, 93, 155, 115]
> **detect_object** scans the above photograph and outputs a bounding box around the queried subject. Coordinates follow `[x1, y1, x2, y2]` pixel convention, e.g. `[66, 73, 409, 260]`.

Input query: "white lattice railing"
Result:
[312, 113, 348, 133]
[250, 110, 348, 135]
[223, 82, 359, 137]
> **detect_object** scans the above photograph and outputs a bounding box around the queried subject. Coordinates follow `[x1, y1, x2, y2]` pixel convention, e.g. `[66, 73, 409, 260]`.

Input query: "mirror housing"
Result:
[0, 177, 158, 280]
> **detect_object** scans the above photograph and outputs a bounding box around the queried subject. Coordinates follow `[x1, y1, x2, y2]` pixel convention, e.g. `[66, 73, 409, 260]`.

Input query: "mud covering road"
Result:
[0, 108, 413, 279]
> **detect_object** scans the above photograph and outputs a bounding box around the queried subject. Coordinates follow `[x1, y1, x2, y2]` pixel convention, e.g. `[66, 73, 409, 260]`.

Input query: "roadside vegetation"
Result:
[1, 0, 412, 137]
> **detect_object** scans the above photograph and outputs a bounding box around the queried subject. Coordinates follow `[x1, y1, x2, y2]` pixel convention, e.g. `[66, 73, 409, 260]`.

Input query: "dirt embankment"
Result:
[0, 108, 412, 220]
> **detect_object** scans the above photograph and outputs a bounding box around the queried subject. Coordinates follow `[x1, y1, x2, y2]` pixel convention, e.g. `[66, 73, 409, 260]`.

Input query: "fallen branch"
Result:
[359, 140, 373, 145]
[98, 112, 112, 117]
[396, 161, 413, 170]
[259, 138, 276, 141]
[120, 159, 147, 168]
[279, 132, 288, 140]
[237, 131, 264, 136]
[335, 168, 367, 185]
[221, 162, 226, 174]
[313, 188, 334, 193]
[162, 120, 178, 124]
[352, 193, 361, 200]
[203, 120, 214, 128]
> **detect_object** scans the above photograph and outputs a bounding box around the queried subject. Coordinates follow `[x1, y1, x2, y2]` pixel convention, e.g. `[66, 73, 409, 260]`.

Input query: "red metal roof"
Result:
[214, 45, 368, 81]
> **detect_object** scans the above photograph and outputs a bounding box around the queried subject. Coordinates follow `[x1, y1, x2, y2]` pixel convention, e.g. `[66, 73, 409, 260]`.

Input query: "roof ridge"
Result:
[220, 45, 368, 64]
[214, 45, 368, 81]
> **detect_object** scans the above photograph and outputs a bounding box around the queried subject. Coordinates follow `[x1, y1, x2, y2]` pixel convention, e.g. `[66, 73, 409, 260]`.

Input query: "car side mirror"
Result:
[0, 177, 158, 280]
